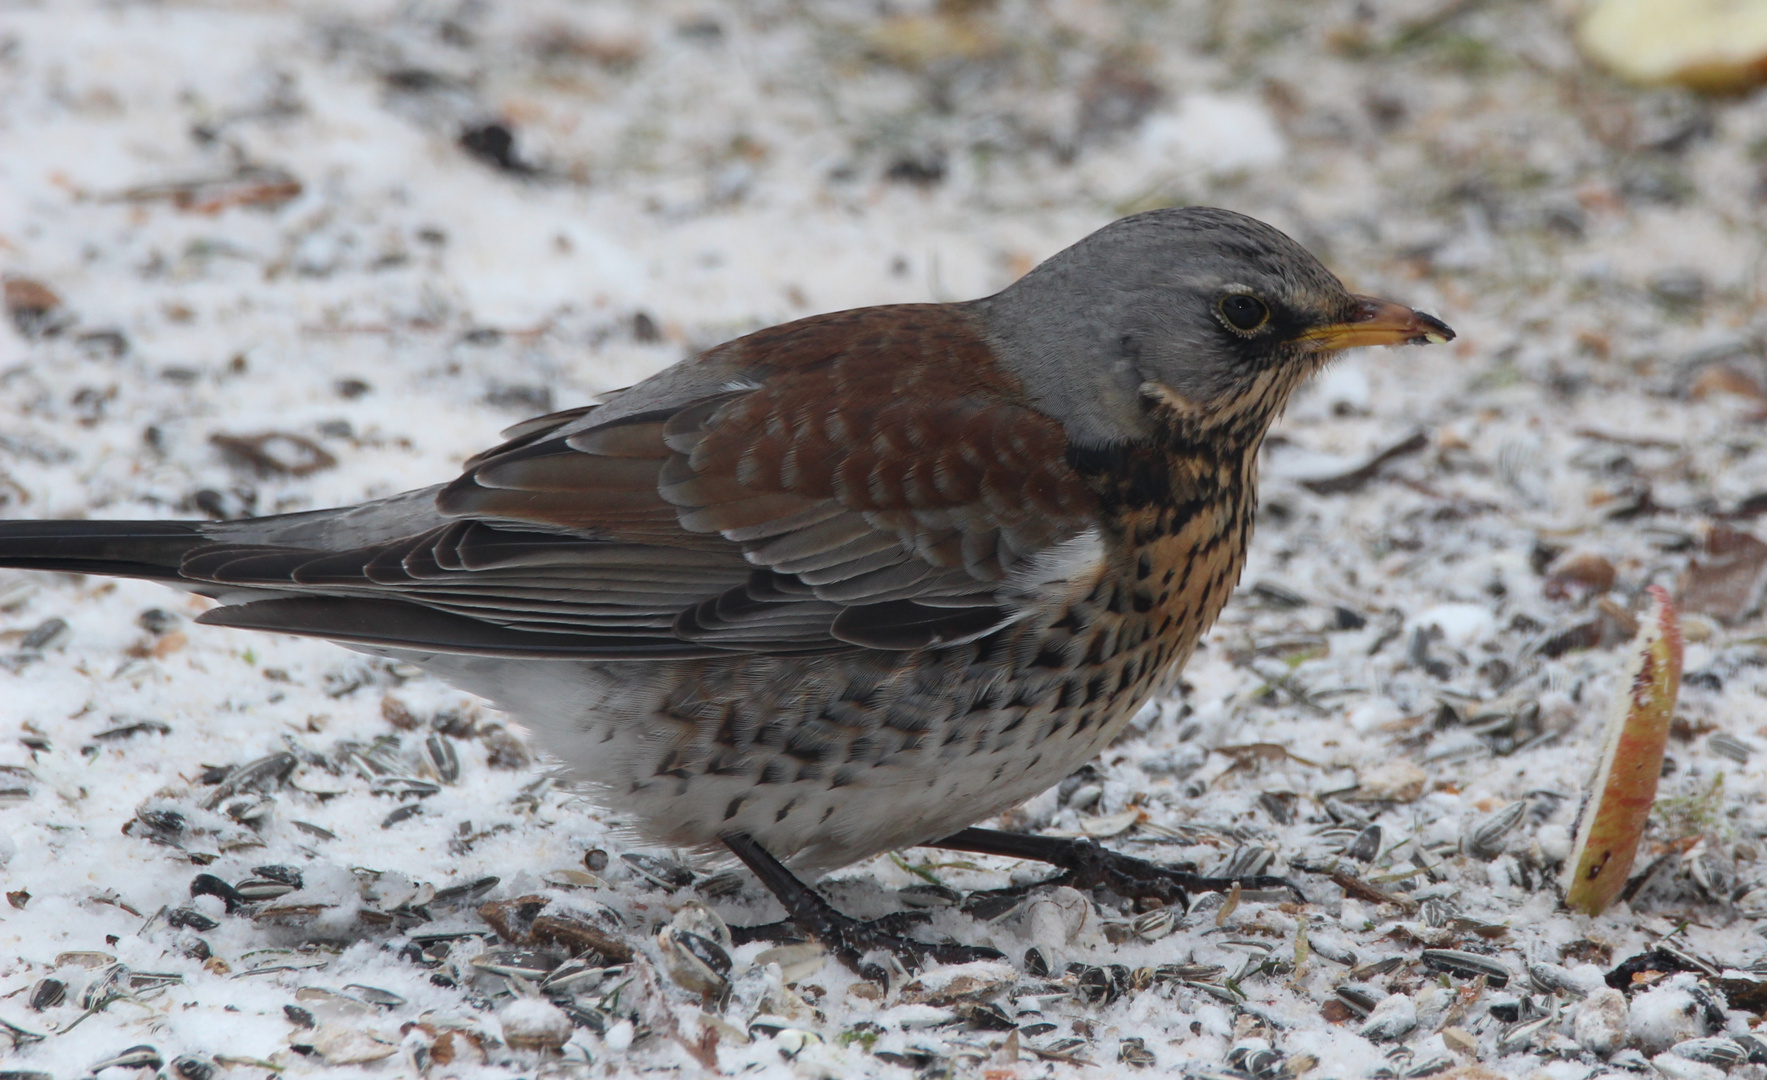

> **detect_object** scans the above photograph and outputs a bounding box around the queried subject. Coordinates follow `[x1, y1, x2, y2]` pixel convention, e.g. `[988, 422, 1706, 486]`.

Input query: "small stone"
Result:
[498, 997, 572, 1052]
[1650, 1053, 1727, 1080]
[1442, 1026, 1478, 1055]
[1357, 760, 1427, 803]
[1572, 987, 1629, 1057]
[308, 1024, 398, 1064]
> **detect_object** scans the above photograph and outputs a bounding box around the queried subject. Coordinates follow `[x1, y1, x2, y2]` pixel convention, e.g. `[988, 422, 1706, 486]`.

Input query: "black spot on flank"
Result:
[1084, 674, 1108, 704]
[1032, 645, 1067, 669]
[1136, 553, 1152, 579]
[775, 797, 799, 822]
[1050, 608, 1084, 632]
[1054, 680, 1074, 709]
[1084, 632, 1110, 665]
[1163, 568, 1175, 585]
[1104, 583, 1125, 615]
[761, 760, 790, 785]
[830, 768, 857, 788]
[723, 797, 744, 821]
[1132, 589, 1154, 613]
[821, 806, 836, 822]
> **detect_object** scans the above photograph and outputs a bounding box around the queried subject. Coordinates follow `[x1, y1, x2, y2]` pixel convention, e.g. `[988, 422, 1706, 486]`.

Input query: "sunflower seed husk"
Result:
[539, 958, 621, 995]
[80, 963, 131, 1009]
[428, 876, 499, 911]
[234, 879, 297, 902]
[1495, 1014, 1554, 1052]
[470, 948, 563, 980]
[1216, 845, 1277, 879]
[371, 776, 439, 798]
[658, 926, 732, 999]
[170, 1054, 216, 1080]
[1133, 907, 1179, 941]
[86, 1046, 161, 1072]
[1670, 1037, 1747, 1066]
[381, 803, 424, 828]
[201, 753, 296, 809]
[1403, 1055, 1455, 1078]
[694, 869, 745, 898]
[621, 853, 694, 890]
[27, 978, 64, 1011]
[898, 883, 963, 908]
[1228, 1041, 1285, 1078]
[1119, 1036, 1158, 1068]
[1420, 898, 1457, 928]
[1346, 825, 1382, 863]
[541, 869, 608, 890]
[1689, 850, 1736, 902]
[1334, 985, 1379, 1017]
[93, 719, 171, 741]
[1708, 734, 1752, 764]
[1463, 801, 1528, 860]
[1421, 949, 1512, 987]
[342, 984, 405, 1009]
[19, 618, 67, 651]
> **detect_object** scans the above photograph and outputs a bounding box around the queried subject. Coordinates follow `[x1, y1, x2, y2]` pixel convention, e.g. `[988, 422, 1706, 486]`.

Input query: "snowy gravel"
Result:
[4, 2, 1767, 1078]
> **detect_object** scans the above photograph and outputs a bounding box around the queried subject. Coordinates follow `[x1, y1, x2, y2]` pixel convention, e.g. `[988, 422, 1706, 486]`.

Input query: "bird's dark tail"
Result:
[0, 519, 210, 581]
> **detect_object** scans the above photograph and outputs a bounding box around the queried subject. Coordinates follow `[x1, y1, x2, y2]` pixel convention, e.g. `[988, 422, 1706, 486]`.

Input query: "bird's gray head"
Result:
[975, 207, 1452, 448]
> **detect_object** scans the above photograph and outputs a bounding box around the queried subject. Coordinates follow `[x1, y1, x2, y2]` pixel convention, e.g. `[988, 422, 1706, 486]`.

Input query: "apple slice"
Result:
[1562, 585, 1684, 916]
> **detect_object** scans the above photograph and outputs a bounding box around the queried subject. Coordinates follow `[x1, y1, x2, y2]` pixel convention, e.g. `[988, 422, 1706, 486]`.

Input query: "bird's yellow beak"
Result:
[1296, 295, 1455, 352]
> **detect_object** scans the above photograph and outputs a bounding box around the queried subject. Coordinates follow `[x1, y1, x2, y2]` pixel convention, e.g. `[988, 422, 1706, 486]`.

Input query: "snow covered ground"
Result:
[3, 1, 1767, 1077]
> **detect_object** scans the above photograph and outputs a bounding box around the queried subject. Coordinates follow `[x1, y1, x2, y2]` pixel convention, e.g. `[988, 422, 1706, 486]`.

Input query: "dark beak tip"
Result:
[1417, 310, 1456, 343]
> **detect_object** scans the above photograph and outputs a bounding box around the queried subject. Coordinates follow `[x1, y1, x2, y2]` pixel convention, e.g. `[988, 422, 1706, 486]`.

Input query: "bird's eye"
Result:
[1217, 293, 1269, 333]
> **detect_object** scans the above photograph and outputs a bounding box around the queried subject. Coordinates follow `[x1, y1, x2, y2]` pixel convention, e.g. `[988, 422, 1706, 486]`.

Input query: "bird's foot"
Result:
[1044, 839, 1301, 910]
[722, 831, 1003, 975]
[727, 909, 929, 947]
[931, 828, 1306, 912]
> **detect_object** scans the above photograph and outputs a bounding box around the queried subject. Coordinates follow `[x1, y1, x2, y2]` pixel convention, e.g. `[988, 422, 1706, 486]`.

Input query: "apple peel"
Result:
[1561, 585, 1684, 915]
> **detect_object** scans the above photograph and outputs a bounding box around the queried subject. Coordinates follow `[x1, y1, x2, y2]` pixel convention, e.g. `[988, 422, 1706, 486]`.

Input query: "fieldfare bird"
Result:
[0, 207, 1452, 968]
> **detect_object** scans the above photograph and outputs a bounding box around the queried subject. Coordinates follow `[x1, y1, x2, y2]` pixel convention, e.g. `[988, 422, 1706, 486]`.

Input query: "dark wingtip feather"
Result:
[0, 519, 208, 580]
[198, 596, 717, 658]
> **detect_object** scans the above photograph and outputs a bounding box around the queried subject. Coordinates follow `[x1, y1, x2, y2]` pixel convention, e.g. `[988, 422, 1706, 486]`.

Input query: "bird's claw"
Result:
[1048, 839, 1306, 908]
[728, 910, 1001, 973]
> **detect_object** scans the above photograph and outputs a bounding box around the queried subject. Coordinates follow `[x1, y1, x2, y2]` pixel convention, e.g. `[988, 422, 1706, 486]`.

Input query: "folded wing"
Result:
[195, 305, 1103, 656]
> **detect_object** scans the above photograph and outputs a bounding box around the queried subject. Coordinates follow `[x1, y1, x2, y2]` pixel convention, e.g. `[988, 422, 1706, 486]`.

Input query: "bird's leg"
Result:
[722, 832, 1003, 973]
[929, 827, 1305, 910]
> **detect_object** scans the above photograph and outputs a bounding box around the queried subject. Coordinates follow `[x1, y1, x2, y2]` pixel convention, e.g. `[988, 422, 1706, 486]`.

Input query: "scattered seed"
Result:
[87, 1046, 162, 1073]
[621, 852, 694, 890]
[27, 978, 65, 1011]
[470, 948, 563, 980]
[18, 617, 67, 651]
[380, 804, 424, 828]
[1422, 949, 1512, 987]
[1119, 1036, 1157, 1068]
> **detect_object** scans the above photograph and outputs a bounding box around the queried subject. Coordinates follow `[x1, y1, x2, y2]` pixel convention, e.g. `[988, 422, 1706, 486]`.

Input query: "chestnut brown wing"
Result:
[198, 305, 1103, 655]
